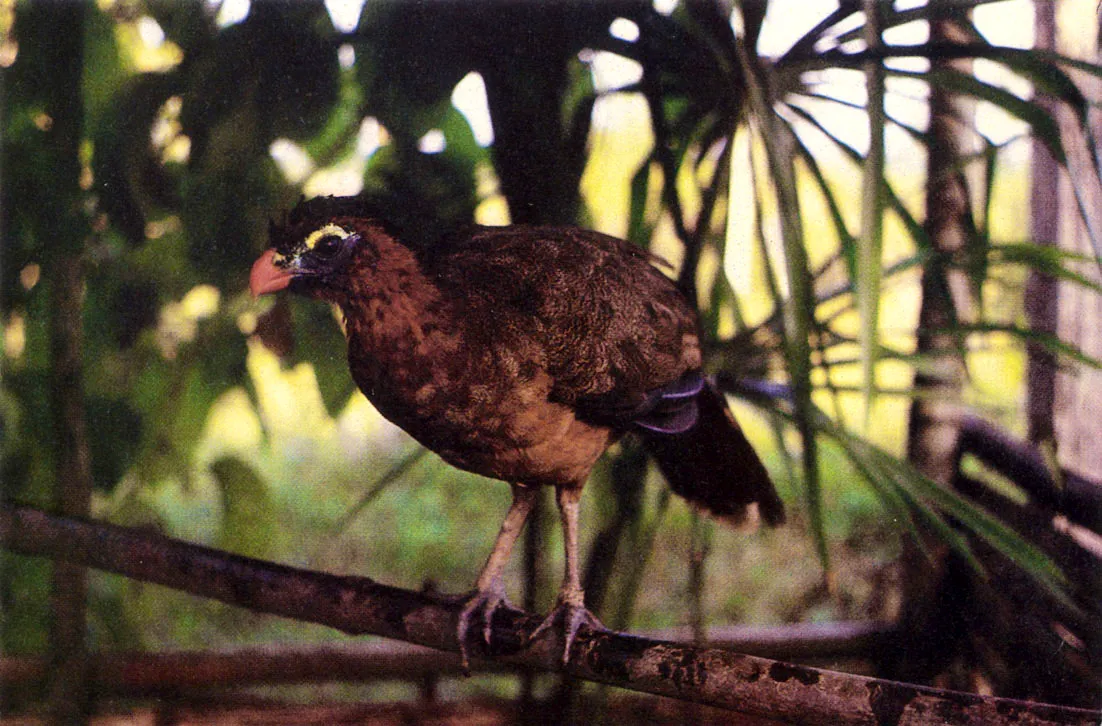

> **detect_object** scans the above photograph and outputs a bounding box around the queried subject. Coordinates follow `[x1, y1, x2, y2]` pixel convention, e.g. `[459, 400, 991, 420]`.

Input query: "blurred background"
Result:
[2, 0, 1101, 722]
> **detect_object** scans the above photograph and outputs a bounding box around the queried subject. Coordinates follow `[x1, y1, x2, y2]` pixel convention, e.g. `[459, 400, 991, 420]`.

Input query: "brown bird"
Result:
[249, 196, 784, 667]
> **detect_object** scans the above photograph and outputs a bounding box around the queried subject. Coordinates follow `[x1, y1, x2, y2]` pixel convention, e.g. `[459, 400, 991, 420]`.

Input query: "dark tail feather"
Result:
[641, 381, 785, 528]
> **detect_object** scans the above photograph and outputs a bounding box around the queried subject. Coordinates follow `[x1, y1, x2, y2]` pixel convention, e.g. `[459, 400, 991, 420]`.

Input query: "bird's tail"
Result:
[642, 381, 785, 528]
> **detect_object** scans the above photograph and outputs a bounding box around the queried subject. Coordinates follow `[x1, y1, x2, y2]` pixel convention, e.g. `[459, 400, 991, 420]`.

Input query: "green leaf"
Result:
[85, 397, 143, 493]
[289, 298, 356, 417]
[857, 0, 886, 425]
[212, 456, 278, 559]
[734, 385, 1075, 611]
[934, 322, 1102, 370]
[93, 73, 182, 245]
[81, 4, 128, 132]
[736, 31, 826, 577]
[303, 62, 368, 168]
[126, 310, 247, 486]
[182, 160, 285, 291]
[1, 552, 50, 652]
[987, 243, 1102, 295]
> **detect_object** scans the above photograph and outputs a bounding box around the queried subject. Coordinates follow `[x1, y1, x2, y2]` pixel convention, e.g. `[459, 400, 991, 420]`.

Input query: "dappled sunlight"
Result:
[335, 391, 404, 461]
[113, 13, 183, 72]
[474, 193, 511, 227]
[580, 94, 652, 236]
[966, 331, 1028, 426]
[300, 118, 386, 198]
[232, 336, 400, 466]
[201, 388, 264, 460]
[3, 310, 24, 360]
[452, 72, 494, 147]
[472, 162, 509, 225]
[245, 338, 336, 448]
[156, 284, 220, 359]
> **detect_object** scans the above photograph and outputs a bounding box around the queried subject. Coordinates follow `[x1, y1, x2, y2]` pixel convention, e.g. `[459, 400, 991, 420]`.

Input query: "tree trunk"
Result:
[905, 13, 974, 484]
[12, 3, 96, 722]
[478, 8, 589, 226]
[48, 256, 94, 725]
[1025, 0, 1060, 445]
[887, 3, 975, 687]
[1045, 5, 1102, 480]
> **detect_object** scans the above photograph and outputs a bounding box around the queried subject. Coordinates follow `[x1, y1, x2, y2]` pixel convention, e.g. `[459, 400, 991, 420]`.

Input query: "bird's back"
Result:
[423, 225, 703, 416]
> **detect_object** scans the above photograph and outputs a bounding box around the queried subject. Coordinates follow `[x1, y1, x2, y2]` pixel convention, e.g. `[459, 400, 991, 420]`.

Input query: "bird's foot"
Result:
[455, 580, 511, 672]
[529, 597, 606, 666]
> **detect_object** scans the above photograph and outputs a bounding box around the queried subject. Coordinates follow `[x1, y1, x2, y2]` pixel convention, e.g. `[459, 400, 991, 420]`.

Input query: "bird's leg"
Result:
[457, 482, 538, 669]
[529, 484, 605, 665]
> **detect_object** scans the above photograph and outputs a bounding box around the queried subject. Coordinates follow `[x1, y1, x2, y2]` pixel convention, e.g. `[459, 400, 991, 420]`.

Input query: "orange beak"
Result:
[249, 249, 295, 298]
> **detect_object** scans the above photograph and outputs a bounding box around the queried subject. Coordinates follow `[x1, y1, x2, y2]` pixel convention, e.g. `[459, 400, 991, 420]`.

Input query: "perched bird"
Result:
[249, 196, 784, 667]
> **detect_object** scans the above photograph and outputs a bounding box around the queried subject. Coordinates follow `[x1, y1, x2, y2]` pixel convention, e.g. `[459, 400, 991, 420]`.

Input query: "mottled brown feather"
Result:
[265, 206, 780, 519]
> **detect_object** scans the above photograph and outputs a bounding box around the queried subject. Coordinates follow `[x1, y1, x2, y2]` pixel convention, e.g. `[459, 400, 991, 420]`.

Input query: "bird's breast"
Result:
[346, 335, 610, 486]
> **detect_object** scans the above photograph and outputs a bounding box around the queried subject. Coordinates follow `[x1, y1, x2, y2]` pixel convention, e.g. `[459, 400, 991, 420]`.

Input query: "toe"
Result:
[529, 602, 605, 665]
[456, 585, 511, 670]
[560, 605, 604, 665]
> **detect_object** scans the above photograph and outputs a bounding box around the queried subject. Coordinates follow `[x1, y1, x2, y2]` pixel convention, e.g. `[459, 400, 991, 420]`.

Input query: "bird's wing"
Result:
[572, 369, 704, 433]
[426, 225, 703, 421]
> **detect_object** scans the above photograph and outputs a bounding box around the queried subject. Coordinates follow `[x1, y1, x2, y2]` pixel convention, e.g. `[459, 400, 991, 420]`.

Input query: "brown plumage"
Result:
[249, 196, 784, 666]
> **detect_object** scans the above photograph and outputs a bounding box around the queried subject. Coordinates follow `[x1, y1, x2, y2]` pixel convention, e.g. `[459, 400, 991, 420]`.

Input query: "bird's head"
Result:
[250, 197, 430, 307]
[249, 217, 365, 298]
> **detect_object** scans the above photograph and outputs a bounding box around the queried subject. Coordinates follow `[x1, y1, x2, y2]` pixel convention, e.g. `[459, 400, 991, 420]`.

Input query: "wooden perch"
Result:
[0, 622, 895, 693]
[2, 504, 1099, 726]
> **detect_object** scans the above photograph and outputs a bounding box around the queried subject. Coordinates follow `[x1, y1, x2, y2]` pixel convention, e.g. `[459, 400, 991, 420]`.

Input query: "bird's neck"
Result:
[328, 238, 449, 355]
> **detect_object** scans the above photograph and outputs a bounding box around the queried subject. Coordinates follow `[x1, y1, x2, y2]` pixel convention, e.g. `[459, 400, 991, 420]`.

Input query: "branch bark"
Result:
[2, 504, 1098, 726]
[0, 622, 899, 694]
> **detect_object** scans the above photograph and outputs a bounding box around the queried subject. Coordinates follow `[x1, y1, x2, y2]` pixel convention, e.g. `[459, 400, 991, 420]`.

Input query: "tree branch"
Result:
[2, 504, 1098, 726]
[0, 622, 899, 694]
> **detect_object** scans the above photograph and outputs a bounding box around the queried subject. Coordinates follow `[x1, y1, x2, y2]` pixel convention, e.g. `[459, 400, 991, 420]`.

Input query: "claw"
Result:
[529, 600, 605, 665]
[456, 581, 510, 672]
[528, 486, 607, 666]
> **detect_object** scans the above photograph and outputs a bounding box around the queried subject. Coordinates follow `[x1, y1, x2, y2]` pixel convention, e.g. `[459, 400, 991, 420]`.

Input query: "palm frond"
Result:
[858, 0, 887, 423]
[726, 379, 1077, 613]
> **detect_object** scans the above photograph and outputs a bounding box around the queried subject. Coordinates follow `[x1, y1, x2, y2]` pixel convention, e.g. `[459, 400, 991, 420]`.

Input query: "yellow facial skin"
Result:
[272, 223, 352, 268]
[304, 224, 351, 251]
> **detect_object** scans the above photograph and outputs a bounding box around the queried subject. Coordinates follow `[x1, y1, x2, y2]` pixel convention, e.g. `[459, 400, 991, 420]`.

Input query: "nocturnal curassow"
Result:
[249, 196, 784, 666]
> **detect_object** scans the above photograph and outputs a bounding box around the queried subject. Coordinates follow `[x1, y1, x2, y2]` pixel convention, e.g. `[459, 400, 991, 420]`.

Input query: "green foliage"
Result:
[287, 298, 357, 417]
[212, 456, 278, 559]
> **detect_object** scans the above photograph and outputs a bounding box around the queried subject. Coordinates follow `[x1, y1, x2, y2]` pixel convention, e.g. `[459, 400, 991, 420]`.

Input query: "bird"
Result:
[249, 195, 784, 668]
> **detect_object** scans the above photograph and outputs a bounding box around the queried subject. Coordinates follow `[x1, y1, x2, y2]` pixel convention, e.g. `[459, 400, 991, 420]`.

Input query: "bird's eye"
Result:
[312, 234, 343, 258]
